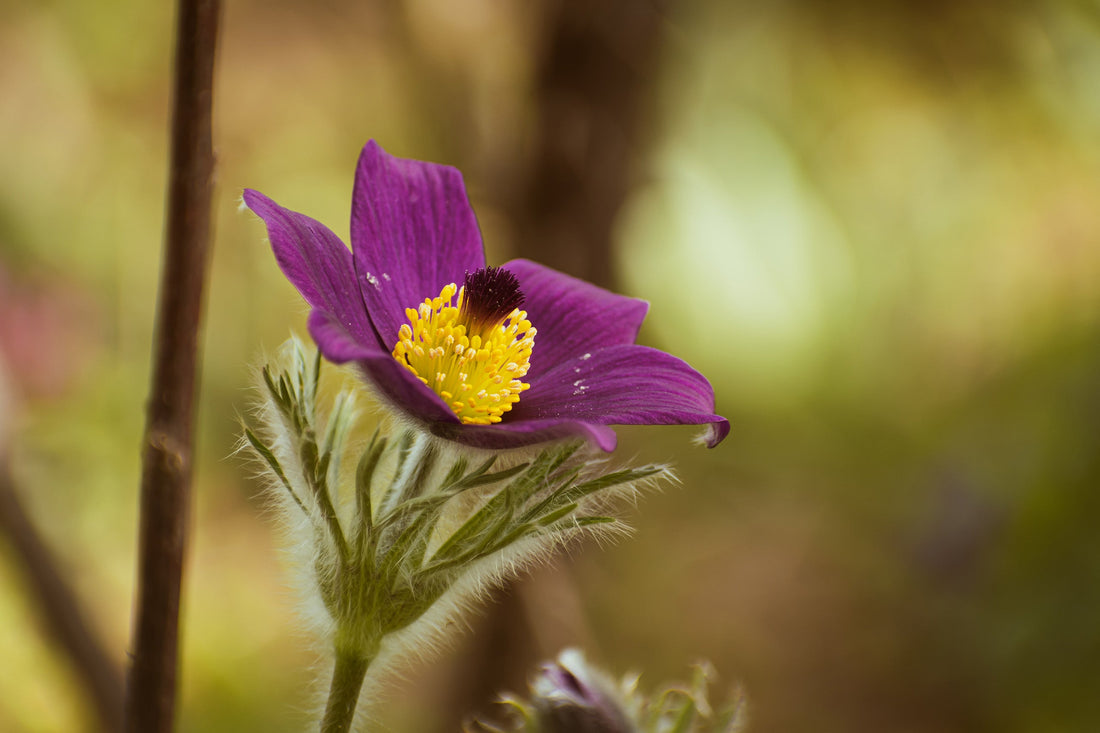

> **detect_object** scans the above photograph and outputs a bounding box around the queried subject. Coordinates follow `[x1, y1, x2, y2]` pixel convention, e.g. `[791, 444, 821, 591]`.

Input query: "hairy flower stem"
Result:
[320, 648, 372, 733]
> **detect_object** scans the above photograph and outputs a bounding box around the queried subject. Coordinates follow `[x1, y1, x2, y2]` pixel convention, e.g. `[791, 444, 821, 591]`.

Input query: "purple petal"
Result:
[503, 259, 649, 381]
[244, 189, 381, 352]
[306, 309, 385, 363]
[429, 417, 619, 452]
[350, 141, 486, 352]
[513, 344, 729, 448]
[308, 310, 462, 425]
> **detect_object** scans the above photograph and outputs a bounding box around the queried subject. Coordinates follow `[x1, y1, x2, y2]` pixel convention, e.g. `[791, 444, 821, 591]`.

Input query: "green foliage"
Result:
[245, 338, 670, 691]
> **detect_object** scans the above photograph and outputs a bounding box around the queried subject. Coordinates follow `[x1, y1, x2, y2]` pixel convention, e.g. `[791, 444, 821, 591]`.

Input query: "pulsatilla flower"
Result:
[244, 140, 728, 452]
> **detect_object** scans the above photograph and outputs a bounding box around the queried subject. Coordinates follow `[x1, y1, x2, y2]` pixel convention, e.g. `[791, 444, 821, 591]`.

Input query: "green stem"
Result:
[320, 648, 371, 733]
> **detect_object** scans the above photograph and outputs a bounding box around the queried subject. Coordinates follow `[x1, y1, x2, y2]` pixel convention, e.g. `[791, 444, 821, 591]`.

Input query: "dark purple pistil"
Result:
[461, 266, 525, 329]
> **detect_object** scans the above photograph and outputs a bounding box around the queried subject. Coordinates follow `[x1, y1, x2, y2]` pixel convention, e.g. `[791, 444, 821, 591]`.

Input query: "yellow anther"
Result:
[392, 281, 535, 425]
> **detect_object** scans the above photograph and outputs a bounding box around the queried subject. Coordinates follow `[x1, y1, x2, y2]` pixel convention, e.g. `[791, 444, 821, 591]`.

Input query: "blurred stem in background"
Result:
[447, 1, 671, 727]
[505, 0, 668, 290]
[124, 0, 219, 731]
[0, 0, 222, 729]
[0, 457, 124, 732]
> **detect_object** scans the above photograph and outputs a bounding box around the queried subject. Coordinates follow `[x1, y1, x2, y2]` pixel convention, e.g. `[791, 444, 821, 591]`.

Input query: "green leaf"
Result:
[430, 487, 512, 562]
[430, 445, 579, 564]
[454, 462, 530, 490]
[243, 428, 306, 514]
[380, 514, 431, 579]
[310, 345, 322, 401]
[299, 430, 348, 563]
[520, 466, 662, 525]
[404, 441, 438, 501]
[439, 456, 470, 491]
[377, 455, 526, 540]
[391, 430, 416, 481]
[534, 502, 580, 527]
[315, 449, 332, 489]
[541, 440, 584, 477]
[354, 432, 385, 533]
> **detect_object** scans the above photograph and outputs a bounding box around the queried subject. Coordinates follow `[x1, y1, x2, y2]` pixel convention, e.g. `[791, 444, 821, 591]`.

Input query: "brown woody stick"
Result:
[124, 0, 219, 731]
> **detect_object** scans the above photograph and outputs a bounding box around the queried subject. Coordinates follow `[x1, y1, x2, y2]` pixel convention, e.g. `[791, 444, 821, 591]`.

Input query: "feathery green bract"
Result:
[245, 338, 671, 687]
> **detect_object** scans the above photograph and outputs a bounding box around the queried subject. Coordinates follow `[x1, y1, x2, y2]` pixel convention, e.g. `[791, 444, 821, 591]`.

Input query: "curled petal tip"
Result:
[697, 418, 731, 448]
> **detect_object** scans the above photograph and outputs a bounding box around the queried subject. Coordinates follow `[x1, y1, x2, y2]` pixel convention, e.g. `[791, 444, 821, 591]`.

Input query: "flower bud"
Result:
[531, 649, 634, 733]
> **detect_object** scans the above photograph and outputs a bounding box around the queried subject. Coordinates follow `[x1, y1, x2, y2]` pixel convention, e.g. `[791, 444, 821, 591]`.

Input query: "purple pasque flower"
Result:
[243, 140, 728, 452]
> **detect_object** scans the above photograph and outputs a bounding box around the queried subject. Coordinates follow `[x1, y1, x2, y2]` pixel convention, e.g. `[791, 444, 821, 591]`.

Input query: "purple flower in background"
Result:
[244, 141, 728, 452]
[531, 649, 634, 733]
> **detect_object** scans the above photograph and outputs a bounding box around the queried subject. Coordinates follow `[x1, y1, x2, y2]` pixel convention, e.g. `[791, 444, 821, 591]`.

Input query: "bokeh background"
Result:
[2, 0, 1100, 731]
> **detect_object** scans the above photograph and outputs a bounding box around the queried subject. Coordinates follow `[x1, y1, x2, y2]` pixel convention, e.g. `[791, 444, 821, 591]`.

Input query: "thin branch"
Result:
[123, 0, 220, 731]
[0, 458, 124, 732]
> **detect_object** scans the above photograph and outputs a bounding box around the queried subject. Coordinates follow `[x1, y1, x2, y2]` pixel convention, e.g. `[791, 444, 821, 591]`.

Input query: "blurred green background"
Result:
[2, 0, 1100, 731]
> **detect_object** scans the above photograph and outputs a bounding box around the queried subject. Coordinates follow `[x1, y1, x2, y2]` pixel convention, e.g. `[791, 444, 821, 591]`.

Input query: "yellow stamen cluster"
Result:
[392, 283, 536, 425]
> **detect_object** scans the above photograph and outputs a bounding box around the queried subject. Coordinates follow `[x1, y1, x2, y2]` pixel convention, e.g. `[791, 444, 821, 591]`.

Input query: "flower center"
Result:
[392, 267, 536, 425]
